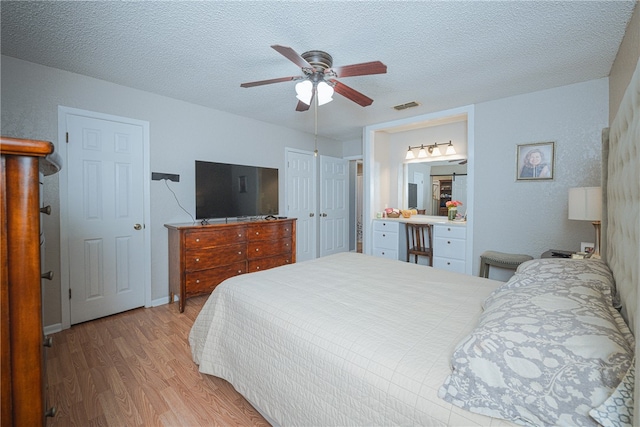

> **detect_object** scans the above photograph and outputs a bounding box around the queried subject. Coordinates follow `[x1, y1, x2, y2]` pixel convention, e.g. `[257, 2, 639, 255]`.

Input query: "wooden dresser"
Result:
[165, 218, 296, 312]
[1, 136, 60, 426]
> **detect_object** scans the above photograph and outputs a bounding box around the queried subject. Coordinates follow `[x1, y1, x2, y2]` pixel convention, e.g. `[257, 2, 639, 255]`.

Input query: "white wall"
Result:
[1, 55, 341, 327]
[474, 78, 608, 279]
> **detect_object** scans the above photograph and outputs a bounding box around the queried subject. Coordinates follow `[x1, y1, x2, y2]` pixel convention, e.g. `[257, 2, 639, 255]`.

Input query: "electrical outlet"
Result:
[151, 172, 180, 182]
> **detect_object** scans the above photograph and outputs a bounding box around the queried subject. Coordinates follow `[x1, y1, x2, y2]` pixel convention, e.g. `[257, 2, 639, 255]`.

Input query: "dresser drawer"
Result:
[248, 222, 292, 241]
[373, 220, 400, 232]
[433, 257, 466, 274]
[247, 237, 292, 259]
[185, 242, 246, 271]
[248, 254, 293, 272]
[373, 230, 398, 250]
[433, 237, 466, 260]
[184, 261, 247, 297]
[372, 248, 398, 260]
[433, 224, 466, 239]
[185, 226, 246, 249]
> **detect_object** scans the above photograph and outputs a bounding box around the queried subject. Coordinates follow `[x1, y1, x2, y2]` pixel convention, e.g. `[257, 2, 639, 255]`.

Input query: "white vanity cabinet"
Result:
[433, 224, 466, 273]
[372, 220, 401, 260]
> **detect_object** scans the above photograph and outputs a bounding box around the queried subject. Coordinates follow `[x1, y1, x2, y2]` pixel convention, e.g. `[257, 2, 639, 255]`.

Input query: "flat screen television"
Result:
[195, 160, 279, 220]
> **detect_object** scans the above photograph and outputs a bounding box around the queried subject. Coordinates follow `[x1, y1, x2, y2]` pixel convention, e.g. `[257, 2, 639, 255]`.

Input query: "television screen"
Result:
[195, 160, 279, 220]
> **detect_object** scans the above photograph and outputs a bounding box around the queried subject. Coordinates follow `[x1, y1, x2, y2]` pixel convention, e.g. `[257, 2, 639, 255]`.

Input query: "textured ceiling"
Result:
[1, 1, 636, 141]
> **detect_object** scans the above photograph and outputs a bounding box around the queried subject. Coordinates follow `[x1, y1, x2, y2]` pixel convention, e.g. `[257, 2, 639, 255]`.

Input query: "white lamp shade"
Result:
[405, 148, 415, 160]
[317, 81, 334, 106]
[568, 187, 602, 221]
[445, 142, 456, 155]
[418, 146, 428, 158]
[295, 80, 313, 105]
[431, 144, 442, 156]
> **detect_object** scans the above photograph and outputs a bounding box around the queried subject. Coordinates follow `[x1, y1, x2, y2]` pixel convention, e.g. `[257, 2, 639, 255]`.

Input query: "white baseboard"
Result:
[151, 294, 178, 307]
[44, 323, 63, 335]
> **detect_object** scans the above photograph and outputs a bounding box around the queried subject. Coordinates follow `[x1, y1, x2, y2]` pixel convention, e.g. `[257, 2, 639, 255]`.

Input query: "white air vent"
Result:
[393, 101, 420, 111]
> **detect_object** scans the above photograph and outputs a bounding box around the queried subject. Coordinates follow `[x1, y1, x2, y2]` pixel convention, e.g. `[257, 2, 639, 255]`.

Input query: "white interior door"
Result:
[65, 113, 146, 324]
[320, 155, 348, 257]
[286, 149, 317, 262]
[414, 171, 424, 210]
[452, 175, 468, 216]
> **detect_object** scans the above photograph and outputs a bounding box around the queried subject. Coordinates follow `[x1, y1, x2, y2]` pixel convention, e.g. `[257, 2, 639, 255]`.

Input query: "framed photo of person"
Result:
[516, 141, 555, 181]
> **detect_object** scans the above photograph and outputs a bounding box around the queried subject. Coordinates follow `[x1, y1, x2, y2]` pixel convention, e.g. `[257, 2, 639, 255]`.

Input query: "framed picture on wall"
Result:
[516, 141, 555, 181]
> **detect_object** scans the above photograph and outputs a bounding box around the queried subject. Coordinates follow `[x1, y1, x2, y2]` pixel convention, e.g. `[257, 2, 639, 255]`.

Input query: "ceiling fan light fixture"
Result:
[295, 80, 313, 105]
[317, 81, 334, 106]
[405, 146, 415, 160]
[445, 140, 456, 155]
[418, 145, 428, 158]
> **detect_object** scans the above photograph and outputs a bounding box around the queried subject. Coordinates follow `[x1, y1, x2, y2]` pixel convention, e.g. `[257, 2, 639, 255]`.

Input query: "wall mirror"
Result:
[404, 159, 467, 216]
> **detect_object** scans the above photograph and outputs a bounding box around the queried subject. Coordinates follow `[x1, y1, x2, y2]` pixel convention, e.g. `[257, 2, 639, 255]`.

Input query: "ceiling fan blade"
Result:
[296, 100, 311, 112]
[295, 91, 314, 112]
[271, 45, 313, 69]
[329, 61, 387, 78]
[331, 80, 373, 107]
[240, 76, 298, 88]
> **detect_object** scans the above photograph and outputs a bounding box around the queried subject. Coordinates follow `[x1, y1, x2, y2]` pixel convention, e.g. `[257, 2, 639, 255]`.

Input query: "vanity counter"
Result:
[372, 216, 468, 273]
[376, 214, 466, 227]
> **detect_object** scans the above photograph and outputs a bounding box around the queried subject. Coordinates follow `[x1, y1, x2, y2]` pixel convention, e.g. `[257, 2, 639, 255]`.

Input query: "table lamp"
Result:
[568, 187, 602, 258]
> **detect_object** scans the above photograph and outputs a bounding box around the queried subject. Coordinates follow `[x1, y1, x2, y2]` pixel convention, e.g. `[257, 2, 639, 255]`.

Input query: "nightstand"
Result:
[541, 249, 575, 259]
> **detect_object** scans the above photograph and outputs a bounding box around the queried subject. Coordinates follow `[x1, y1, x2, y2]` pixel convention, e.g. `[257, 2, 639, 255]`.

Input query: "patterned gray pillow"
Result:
[439, 262, 634, 426]
[589, 360, 635, 427]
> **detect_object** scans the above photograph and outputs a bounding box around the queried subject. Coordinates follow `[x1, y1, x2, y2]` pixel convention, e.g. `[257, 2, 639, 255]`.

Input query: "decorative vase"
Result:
[447, 207, 457, 220]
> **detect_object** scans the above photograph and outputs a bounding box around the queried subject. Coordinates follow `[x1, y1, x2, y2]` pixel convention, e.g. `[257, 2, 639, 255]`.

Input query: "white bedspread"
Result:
[190, 252, 513, 426]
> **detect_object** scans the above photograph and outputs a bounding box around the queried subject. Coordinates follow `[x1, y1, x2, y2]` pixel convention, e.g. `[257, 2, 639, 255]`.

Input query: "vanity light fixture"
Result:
[405, 141, 457, 159]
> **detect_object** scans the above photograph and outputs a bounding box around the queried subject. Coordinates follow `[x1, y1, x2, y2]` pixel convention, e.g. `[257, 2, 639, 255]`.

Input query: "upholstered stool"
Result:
[479, 251, 533, 278]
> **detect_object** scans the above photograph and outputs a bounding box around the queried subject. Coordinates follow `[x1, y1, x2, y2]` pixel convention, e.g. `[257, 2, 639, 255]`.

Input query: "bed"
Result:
[190, 59, 640, 426]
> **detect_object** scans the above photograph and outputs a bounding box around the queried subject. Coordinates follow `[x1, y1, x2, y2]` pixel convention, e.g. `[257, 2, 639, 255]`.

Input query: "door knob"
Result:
[309, 213, 315, 217]
[134, 224, 142, 230]
[321, 213, 327, 217]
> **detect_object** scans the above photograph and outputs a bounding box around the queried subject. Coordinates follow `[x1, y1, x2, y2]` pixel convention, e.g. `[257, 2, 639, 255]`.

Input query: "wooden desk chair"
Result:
[405, 223, 433, 265]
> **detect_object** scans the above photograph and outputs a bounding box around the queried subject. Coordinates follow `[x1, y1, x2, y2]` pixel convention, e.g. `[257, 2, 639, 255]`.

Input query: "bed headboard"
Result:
[604, 57, 640, 335]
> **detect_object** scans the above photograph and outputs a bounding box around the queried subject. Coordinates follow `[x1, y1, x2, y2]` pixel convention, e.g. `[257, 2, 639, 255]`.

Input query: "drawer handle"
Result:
[447, 262, 451, 265]
[382, 251, 385, 255]
[255, 232, 259, 235]
[43, 336, 53, 347]
[256, 266, 260, 270]
[196, 279, 200, 284]
[285, 243, 289, 247]
[238, 270, 242, 273]
[447, 228, 451, 231]
[195, 258, 200, 262]
[196, 238, 200, 242]
[447, 241, 451, 244]
[238, 251, 242, 255]
[382, 234, 386, 237]
[255, 248, 259, 252]
[238, 234, 242, 237]
[41, 271, 54, 280]
[45, 406, 56, 418]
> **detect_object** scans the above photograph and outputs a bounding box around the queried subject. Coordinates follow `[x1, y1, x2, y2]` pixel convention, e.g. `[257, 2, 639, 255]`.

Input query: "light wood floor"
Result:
[46, 296, 270, 427]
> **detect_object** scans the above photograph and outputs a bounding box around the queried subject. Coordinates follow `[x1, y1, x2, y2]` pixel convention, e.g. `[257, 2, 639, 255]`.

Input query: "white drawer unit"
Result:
[372, 220, 400, 260]
[433, 224, 467, 274]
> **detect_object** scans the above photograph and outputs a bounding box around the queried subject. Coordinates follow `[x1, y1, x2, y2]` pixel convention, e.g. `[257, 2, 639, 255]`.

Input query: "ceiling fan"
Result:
[240, 45, 387, 111]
